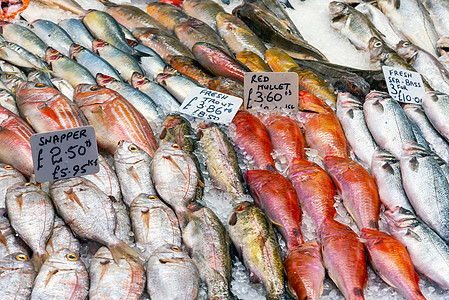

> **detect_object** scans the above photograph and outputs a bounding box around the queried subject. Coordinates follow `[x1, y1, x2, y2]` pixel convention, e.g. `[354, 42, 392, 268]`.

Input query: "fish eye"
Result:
[128, 144, 139, 152]
[4, 165, 13, 170]
[24, 183, 32, 186]
[171, 246, 181, 252]
[171, 144, 180, 149]
[148, 195, 158, 200]
[374, 41, 383, 48]
[90, 86, 101, 91]
[6, 74, 13, 79]
[35, 83, 46, 88]
[350, 84, 357, 91]
[15, 254, 28, 261]
[402, 41, 410, 47]
[66, 253, 78, 261]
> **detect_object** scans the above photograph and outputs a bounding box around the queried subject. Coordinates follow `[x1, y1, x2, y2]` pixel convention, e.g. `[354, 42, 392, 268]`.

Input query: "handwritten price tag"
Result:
[178, 87, 242, 124]
[382, 66, 425, 104]
[244, 72, 298, 111]
[30, 126, 99, 183]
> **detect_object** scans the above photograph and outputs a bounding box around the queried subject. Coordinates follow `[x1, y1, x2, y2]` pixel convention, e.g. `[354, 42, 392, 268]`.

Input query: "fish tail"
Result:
[108, 240, 144, 263]
[33, 250, 49, 271]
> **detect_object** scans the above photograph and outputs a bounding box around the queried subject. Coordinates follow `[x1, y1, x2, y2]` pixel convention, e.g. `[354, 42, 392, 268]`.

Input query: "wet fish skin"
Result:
[192, 42, 248, 83]
[396, 40, 449, 95]
[83, 10, 136, 55]
[363, 91, 417, 159]
[16, 81, 88, 132]
[92, 39, 144, 83]
[197, 122, 245, 200]
[127, 41, 167, 80]
[146, 244, 200, 300]
[0, 252, 36, 300]
[46, 47, 97, 88]
[216, 12, 267, 58]
[27, 71, 54, 89]
[233, 2, 328, 61]
[183, 0, 225, 30]
[0, 22, 47, 59]
[0, 60, 27, 81]
[146, 2, 189, 33]
[73, 83, 158, 156]
[246, 169, 304, 250]
[0, 163, 25, 209]
[0, 209, 30, 258]
[59, 19, 95, 50]
[384, 206, 449, 289]
[370, 147, 414, 212]
[265, 47, 299, 73]
[31, 249, 89, 300]
[319, 219, 367, 300]
[336, 92, 377, 169]
[30, 19, 73, 57]
[377, 0, 439, 56]
[400, 142, 449, 243]
[0, 41, 48, 71]
[114, 141, 156, 207]
[403, 103, 449, 163]
[360, 228, 426, 300]
[228, 202, 285, 300]
[130, 193, 181, 258]
[89, 246, 145, 300]
[288, 158, 337, 228]
[155, 72, 201, 103]
[0, 88, 18, 115]
[45, 216, 80, 256]
[422, 92, 449, 145]
[103, 2, 166, 31]
[6, 183, 54, 270]
[183, 204, 233, 300]
[231, 110, 275, 170]
[297, 91, 349, 159]
[0, 106, 34, 177]
[69, 43, 122, 81]
[133, 27, 195, 63]
[49, 177, 143, 262]
[96, 73, 162, 132]
[284, 242, 325, 300]
[207, 76, 244, 99]
[30, 0, 86, 15]
[236, 51, 272, 72]
[169, 55, 214, 87]
[368, 37, 417, 72]
[324, 156, 380, 230]
[0, 73, 24, 96]
[151, 143, 199, 220]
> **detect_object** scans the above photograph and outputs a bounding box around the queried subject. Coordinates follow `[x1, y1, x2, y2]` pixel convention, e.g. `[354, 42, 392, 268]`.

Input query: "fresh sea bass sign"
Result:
[178, 87, 242, 124]
[30, 126, 99, 182]
[382, 66, 426, 104]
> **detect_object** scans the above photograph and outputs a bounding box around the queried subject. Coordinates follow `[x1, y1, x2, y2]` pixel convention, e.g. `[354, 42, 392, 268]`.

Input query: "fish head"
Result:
[126, 39, 138, 48]
[368, 37, 390, 65]
[289, 158, 323, 180]
[229, 201, 252, 226]
[130, 72, 147, 88]
[437, 36, 449, 56]
[114, 140, 148, 163]
[318, 218, 354, 241]
[45, 47, 63, 66]
[92, 39, 109, 55]
[16, 81, 59, 105]
[395, 40, 417, 62]
[359, 228, 387, 244]
[73, 84, 111, 108]
[69, 43, 85, 59]
[0, 252, 33, 271]
[46, 248, 83, 270]
[215, 12, 235, 30]
[155, 73, 174, 86]
[132, 27, 162, 41]
[384, 206, 419, 230]
[96, 73, 116, 87]
[151, 244, 188, 261]
[191, 41, 217, 56]
[329, 1, 350, 21]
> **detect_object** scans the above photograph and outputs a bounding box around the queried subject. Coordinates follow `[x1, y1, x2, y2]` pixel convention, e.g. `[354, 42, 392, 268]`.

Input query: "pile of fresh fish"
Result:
[1, 0, 449, 299]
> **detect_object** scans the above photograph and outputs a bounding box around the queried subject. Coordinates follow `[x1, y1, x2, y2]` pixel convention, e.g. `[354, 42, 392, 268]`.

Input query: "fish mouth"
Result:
[131, 72, 145, 86]
[92, 39, 107, 54]
[96, 73, 114, 86]
[69, 44, 84, 58]
[45, 47, 62, 61]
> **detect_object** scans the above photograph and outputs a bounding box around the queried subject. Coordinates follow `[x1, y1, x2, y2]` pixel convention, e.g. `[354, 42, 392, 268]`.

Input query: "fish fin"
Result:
[268, 217, 282, 227]
[394, 0, 400, 9]
[249, 271, 261, 283]
[33, 250, 49, 272]
[108, 240, 144, 263]
[197, 179, 205, 187]
[346, 109, 354, 119]
[405, 229, 421, 241]
[229, 212, 237, 226]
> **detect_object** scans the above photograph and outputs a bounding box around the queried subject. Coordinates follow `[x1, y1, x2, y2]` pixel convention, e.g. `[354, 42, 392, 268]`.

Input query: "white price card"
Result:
[178, 87, 243, 124]
[382, 66, 426, 104]
[244, 72, 299, 111]
[30, 126, 99, 183]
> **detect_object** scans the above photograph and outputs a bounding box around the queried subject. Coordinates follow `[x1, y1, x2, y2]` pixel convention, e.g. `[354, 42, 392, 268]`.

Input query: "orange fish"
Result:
[265, 48, 299, 73]
[284, 242, 325, 300]
[16, 82, 87, 132]
[320, 219, 367, 300]
[246, 169, 303, 250]
[297, 90, 349, 159]
[324, 156, 380, 230]
[73, 84, 157, 157]
[231, 110, 275, 170]
[207, 77, 244, 99]
[236, 51, 271, 72]
[360, 228, 426, 300]
[0, 106, 34, 177]
[260, 113, 306, 164]
[288, 158, 336, 228]
[169, 55, 213, 87]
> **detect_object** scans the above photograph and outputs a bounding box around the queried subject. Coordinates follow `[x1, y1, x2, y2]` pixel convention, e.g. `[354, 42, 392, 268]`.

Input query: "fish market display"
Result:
[1, 0, 449, 299]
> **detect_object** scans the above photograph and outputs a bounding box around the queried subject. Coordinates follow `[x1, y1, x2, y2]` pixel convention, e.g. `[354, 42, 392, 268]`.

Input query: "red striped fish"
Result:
[0, 106, 34, 177]
[16, 82, 87, 132]
[73, 84, 158, 156]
